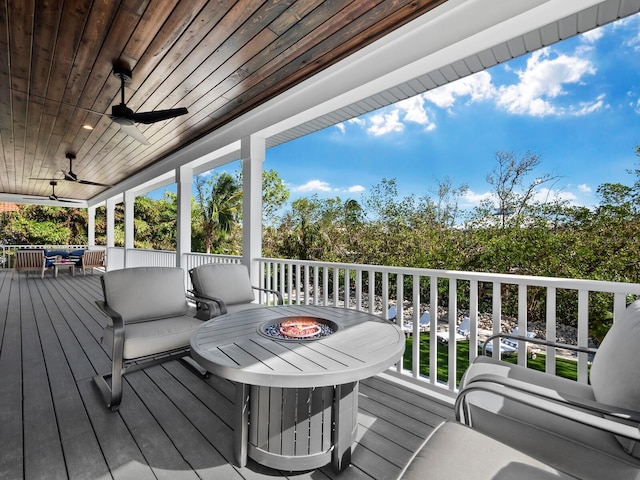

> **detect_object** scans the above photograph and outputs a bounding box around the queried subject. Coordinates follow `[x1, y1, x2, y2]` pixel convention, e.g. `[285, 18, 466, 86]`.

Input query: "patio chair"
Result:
[387, 305, 397, 321]
[436, 316, 470, 343]
[400, 421, 576, 479]
[402, 311, 431, 335]
[188, 263, 283, 319]
[81, 249, 105, 275]
[483, 327, 538, 359]
[454, 299, 640, 479]
[94, 267, 213, 411]
[12, 249, 51, 279]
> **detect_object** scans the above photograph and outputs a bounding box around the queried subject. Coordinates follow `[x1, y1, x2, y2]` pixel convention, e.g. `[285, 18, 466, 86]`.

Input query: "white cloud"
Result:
[569, 94, 606, 116]
[424, 71, 496, 108]
[395, 96, 436, 131]
[496, 47, 596, 116]
[335, 123, 345, 133]
[422, 47, 599, 117]
[533, 188, 578, 205]
[348, 185, 365, 193]
[461, 189, 494, 207]
[581, 28, 604, 44]
[293, 180, 332, 192]
[367, 109, 404, 136]
[578, 184, 592, 193]
[335, 41, 605, 138]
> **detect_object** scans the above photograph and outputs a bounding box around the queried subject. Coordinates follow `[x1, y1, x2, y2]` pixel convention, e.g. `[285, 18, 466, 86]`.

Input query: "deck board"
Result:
[0, 269, 454, 480]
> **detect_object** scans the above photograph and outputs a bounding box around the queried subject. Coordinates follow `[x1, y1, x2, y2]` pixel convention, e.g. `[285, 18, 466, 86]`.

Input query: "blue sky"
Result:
[155, 14, 640, 212]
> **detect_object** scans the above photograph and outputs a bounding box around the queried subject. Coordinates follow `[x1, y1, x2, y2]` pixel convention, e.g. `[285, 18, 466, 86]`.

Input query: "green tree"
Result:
[260, 169, 290, 225]
[194, 173, 243, 254]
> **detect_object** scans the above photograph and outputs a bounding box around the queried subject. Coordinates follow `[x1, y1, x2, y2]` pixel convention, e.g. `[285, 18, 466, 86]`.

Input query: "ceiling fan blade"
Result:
[119, 124, 150, 145]
[77, 179, 113, 187]
[131, 107, 188, 124]
[30, 177, 63, 181]
[22, 195, 82, 204]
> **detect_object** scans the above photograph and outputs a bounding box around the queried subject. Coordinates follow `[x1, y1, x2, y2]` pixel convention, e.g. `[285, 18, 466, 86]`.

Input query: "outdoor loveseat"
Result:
[401, 299, 640, 479]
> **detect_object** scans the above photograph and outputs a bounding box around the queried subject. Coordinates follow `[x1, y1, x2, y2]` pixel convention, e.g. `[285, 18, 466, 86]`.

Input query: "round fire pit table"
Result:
[190, 305, 405, 472]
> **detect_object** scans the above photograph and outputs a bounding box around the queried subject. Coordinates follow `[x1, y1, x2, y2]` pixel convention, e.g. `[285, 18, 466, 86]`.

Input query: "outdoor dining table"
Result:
[190, 304, 405, 472]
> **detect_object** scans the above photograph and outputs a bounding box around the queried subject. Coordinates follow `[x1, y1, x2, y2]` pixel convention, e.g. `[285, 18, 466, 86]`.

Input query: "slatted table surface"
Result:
[191, 305, 406, 387]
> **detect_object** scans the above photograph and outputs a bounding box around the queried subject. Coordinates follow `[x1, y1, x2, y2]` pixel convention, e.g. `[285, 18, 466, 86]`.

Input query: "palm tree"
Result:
[194, 173, 242, 254]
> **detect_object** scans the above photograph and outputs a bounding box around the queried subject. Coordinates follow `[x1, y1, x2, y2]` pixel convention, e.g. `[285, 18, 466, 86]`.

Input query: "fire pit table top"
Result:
[190, 305, 405, 388]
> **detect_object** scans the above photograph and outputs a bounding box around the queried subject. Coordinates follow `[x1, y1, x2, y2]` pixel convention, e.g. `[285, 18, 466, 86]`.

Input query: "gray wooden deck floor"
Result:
[0, 269, 454, 480]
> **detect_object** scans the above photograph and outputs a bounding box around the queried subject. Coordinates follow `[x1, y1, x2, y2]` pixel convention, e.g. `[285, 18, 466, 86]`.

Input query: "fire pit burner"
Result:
[259, 316, 339, 341]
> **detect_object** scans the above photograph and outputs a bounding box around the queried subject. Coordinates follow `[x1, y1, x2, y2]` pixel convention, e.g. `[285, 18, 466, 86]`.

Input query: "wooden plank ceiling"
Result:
[0, 0, 446, 202]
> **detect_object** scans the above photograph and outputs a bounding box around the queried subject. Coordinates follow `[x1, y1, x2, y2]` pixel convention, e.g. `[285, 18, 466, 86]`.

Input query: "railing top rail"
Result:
[257, 257, 640, 295]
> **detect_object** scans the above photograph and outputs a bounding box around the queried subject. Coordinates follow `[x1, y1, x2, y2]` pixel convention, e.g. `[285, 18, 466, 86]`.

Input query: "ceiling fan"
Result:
[30, 153, 113, 187]
[23, 181, 82, 204]
[108, 64, 189, 145]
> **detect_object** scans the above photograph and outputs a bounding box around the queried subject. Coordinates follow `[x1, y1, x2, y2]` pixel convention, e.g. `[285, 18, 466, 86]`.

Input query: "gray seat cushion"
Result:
[461, 356, 640, 477]
[190, 263, 255, 306]
[400, 421, 576, 480]
[102, 315, 203, 359]
[102, 267, 188, 323]
[591, 299, 640, 457]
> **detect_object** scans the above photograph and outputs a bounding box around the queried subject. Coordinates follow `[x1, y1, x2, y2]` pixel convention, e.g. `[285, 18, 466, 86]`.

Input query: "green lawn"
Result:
[404, 334, 582, 386]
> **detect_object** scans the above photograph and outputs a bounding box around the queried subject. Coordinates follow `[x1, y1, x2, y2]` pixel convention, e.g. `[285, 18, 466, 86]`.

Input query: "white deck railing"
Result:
[22, 245, 640, 397]
[256, 257, 640, 395]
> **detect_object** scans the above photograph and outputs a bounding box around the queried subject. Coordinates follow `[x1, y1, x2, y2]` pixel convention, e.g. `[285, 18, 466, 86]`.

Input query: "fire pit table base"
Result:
[242, 382, 359, 472]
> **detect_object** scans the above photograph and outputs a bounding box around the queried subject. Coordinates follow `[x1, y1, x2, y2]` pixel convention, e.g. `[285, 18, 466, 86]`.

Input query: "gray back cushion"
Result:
[102, 267, 188, 323]
[190, 263, 254, 306]
[590, 298, 640, 457]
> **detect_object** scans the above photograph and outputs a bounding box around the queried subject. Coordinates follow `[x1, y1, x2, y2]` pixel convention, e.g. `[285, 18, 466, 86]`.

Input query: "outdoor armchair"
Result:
[81, 249, 105, 275]
[455, 299, 640, 479]
[94, 267, 212, 411]
[12, 249, 50, 279]
[188, 263, 283, 319]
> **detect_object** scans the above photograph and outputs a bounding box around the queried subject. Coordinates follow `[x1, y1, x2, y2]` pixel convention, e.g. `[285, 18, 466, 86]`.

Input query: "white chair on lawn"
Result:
[483, 327, 537, 358]
[437, 316, 470, 343]
[403, 311, 431, 335]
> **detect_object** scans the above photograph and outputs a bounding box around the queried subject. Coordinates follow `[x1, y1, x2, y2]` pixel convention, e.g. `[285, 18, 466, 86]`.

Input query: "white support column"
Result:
[124, 190, 135, 267]
[106, 198, 116, 248]
[241, 135, 265, 286]
[106, 197, 116, 265]
[87, 206, 96, 247]
[124, 190, 135, 250]
[176, 165, 193, 270]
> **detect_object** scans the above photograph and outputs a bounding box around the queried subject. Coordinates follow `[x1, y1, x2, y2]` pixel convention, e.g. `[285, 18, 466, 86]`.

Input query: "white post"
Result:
[87, 205, 96, 247]
[241, 135, 264, 286]
[124, 190, 135, 266]
[106, 198, 116, 249]
[176, 165, 193, 271]
[105, 198, 116, 270]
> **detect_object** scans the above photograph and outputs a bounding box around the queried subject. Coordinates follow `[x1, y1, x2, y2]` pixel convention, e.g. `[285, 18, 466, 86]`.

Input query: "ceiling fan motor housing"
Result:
[111, 104, 136, 125]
